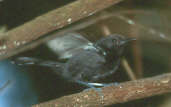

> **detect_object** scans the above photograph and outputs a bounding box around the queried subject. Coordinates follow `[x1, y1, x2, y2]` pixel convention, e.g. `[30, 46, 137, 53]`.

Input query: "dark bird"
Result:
[12, 33, 135, 88]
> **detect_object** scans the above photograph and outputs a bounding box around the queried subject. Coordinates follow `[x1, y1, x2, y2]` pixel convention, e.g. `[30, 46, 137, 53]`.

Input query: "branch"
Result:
[33, 73, 171, 107]
[0, 0, 123, 60]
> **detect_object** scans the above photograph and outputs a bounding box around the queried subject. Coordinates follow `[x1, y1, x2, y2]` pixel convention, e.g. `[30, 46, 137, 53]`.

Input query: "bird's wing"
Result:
[46, 32, 97, 60]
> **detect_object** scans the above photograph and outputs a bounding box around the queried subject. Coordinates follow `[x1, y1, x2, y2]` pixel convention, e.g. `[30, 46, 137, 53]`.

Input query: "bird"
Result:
[12, 33, 135, 88]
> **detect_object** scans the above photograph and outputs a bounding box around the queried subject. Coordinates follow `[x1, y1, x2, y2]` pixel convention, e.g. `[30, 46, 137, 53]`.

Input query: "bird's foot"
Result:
[76, 81, 118, 100]
[76, 81, 120, 100]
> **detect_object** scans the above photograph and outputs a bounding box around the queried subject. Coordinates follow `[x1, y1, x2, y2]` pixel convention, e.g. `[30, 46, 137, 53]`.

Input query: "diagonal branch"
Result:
[0, 0, 123, 60]
[33, 73, 171, 107]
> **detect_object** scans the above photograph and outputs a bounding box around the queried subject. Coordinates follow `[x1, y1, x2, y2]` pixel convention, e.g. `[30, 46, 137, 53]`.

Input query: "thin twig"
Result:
[100, 24, 111, 36]
[114, 14, 171, 42]
[128, 15, 143, 78]
[131, 41, 143, 78]
[33, 73, 171, 107]
[121, 58, 137, 80]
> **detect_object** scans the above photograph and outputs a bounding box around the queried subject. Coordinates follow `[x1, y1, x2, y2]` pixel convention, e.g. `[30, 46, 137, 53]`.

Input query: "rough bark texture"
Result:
[0, 0, 123, 60]
[33, 73, 171, 107]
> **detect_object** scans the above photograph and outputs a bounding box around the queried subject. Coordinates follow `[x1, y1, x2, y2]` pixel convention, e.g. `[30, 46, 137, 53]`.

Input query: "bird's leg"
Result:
[76, 80, 105, 100]
[87, 82, 119, 87]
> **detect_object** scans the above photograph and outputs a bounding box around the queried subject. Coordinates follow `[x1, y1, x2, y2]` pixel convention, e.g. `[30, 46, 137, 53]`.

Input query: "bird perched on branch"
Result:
[12, 33, 135, 88]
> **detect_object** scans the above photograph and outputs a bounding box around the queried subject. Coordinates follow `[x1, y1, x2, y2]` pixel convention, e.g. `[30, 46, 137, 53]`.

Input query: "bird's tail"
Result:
[11, 57, 64, 72]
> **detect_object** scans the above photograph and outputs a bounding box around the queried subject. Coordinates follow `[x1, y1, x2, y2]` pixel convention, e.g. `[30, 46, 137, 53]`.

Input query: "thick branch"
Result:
[33, 73, 171, 107]
[0, 0, 123, 60]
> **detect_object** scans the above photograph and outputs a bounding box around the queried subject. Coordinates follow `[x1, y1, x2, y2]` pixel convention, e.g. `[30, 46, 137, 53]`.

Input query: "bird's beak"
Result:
[120, 38, 136, 46]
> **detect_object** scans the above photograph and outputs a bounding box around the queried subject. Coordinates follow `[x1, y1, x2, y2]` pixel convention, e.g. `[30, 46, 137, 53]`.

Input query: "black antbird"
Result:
[12, 33, 135, 87]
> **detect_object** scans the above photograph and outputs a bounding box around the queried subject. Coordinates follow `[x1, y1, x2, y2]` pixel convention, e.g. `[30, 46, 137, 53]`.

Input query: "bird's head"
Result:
[95, 34, 136, 57]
